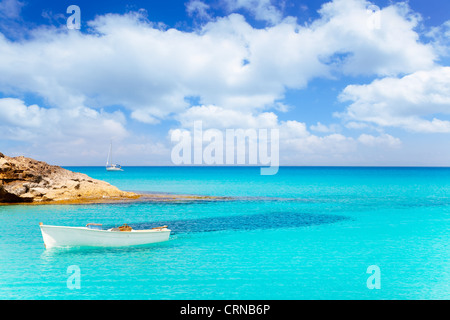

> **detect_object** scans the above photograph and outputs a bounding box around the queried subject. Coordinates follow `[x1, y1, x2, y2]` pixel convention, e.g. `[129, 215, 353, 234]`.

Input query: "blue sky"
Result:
[0, 0, 449, 166]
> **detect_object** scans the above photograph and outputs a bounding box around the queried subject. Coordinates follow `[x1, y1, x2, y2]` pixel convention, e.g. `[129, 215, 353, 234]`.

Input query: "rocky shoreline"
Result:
[0, 152, 224, 205]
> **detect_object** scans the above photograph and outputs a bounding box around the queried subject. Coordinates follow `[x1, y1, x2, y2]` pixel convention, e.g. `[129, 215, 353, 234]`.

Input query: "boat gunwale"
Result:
[39, 224, 170, 234]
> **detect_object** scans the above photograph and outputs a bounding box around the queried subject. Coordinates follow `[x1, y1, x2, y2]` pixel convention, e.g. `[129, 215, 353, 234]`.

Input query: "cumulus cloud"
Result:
[0, 0, 25, 38]
[0, 0, 438, 120]
[338, 66, 450, 132]
[177, 105, 278, 129]
[0, 0, 23, 19]
[174, 104, 401, 165]
[310, 122, 341, 133]
[313, 0, 435, 76]
[358, 133, 401, 147]
[221, 0, 283, 25]
[0, 98, 128, 163]
[0, 0, 445, 165]
[0, 98, 126, 138]
[186, 0, 212, 20]
[425, 20, 450, 58]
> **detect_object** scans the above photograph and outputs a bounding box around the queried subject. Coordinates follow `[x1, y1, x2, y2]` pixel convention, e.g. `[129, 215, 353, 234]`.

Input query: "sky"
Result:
[0, 0, 449, 166]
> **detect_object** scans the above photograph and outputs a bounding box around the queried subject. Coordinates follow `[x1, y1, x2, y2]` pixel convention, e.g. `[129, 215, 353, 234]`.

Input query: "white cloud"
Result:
[0, 0, 437, 121]
[0, 0, 26, 38]
[0, 0, 24, 19]
[425, 20, 450, 58]
[174, 104, 401, 165]
[310, 122, 340, 133]
[0, 0, 445, 165]
[0, 98, 128, 140]
[280, 123, 357, 157]
[186, 0, 211, 20]
[338, 66, 450, 132]
[221, 0, 283, 25]
[178, 105, 278, 129]
[0, 98, 129, 163]
[358, 133, 401, 147]
[312, 0, 435, 76]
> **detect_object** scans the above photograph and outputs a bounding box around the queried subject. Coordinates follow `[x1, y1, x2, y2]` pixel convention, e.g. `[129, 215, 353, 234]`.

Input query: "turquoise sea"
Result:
[0, 166, 449, 300]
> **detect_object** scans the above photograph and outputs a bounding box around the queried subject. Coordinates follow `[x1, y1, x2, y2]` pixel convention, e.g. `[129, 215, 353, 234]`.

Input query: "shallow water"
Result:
[1, 167, 449, 299]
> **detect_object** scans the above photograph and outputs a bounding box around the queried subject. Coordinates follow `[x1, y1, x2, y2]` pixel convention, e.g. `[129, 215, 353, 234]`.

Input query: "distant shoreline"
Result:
[0, 192, 230, 206]
[61, 165, 450, 168]
[0, 152, 229, 205]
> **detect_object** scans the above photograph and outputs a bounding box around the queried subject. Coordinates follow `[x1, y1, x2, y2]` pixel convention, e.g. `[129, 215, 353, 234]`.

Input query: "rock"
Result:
[0, 152, 140, 204]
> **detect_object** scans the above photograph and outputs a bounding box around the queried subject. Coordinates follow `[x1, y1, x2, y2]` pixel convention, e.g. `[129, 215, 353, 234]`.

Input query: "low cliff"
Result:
[0, 152, 139, 204]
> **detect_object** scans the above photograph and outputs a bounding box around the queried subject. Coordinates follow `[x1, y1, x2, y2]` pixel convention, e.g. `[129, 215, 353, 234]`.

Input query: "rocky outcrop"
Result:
[0, 152, 140, 204]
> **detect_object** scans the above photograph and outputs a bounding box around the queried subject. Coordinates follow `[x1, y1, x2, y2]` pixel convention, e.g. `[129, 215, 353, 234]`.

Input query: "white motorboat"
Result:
[106, 141, 123, 171]
[39, 223, 170, 249]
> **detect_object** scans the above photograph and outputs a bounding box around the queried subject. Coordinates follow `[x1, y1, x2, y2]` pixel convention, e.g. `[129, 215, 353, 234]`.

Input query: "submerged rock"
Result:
[0, 153, 139, 204]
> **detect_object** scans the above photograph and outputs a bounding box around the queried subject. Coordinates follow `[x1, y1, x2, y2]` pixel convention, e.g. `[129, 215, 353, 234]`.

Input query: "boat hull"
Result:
[106, 167, 123, 171]
[40, 225, 170, 249]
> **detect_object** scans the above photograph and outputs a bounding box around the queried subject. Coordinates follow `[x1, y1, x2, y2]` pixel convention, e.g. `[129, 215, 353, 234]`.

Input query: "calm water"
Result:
[0, 167, 449, 299]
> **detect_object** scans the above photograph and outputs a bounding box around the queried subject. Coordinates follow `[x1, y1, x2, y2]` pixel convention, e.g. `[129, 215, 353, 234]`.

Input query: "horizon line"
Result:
[61, 165, 450, 168]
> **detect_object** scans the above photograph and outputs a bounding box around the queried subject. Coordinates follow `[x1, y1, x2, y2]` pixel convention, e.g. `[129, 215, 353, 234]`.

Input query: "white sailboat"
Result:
[106, 141, 123, 171]
[39, 223, 171, 249]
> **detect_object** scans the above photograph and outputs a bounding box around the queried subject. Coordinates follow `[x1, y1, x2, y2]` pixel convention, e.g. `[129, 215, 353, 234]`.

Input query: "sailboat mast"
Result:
[110, 142, 113, 165]
[105, 141, 123, 171]
[106, 142, 112, 166]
